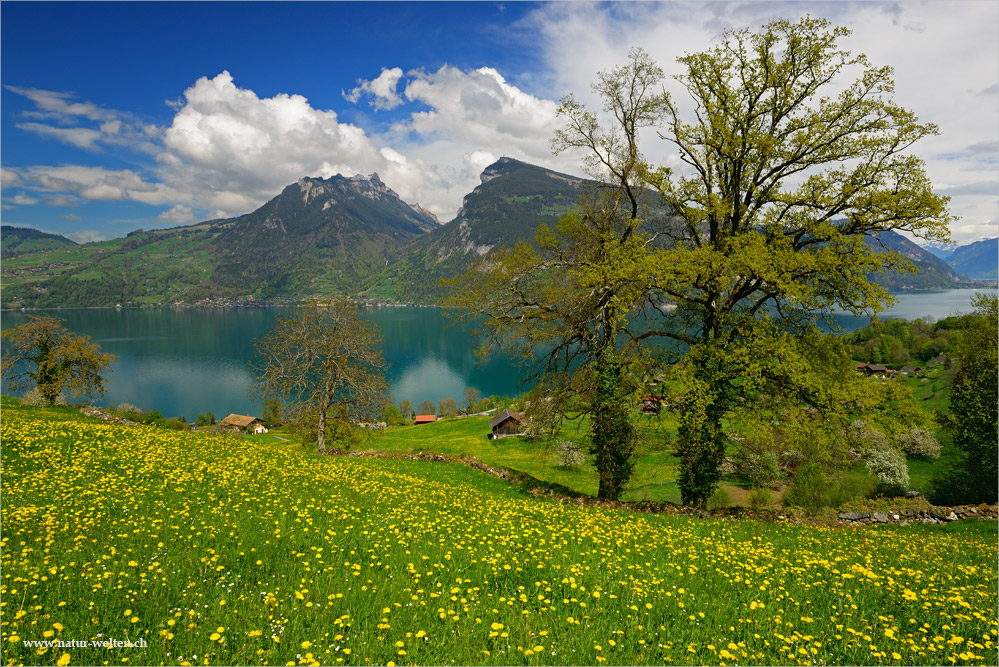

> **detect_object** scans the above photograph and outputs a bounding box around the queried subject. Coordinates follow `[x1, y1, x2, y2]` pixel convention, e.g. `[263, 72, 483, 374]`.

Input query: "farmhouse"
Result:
[489, 409, 527, 438]
[219, 414, 262, 432]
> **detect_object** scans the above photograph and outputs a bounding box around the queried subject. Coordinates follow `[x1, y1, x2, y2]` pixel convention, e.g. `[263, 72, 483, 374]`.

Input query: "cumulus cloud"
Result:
[11, 194, 38, 205]
[343, 67, 405, 110]
[400, 66, 559, 156]
[156, 204, 196, 224]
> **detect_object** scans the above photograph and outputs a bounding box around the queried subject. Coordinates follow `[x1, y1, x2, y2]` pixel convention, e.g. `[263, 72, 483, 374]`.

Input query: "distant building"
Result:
[899, 365, 922, 376]
[219, 414, 261, 432]
[413, 415, 436, 425]
[639, 395, 662, 415]
[489, 409, 527, 438]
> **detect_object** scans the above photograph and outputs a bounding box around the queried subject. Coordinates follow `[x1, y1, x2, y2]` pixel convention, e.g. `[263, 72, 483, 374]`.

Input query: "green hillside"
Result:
[0, 225, 77, 258]
[2, 398, 996, 666]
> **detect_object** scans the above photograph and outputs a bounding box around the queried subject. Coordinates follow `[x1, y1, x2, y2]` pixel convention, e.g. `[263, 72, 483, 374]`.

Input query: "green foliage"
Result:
[1, 315, 116, 405]
[748, 487, 774, 510]
[590, 353, 638, 499]
[929, 293, 998, 504]
[438, 397, 459, 418]
[260, 398, 283, 426]
[784, 464, 869, 513]
[398, 399, 413, 420]
[705, 487, 732, 511]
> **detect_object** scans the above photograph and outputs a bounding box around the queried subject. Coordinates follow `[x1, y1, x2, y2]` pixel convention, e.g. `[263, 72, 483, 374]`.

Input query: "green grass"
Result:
[369, 415, 683, 503]
[1, 398, 996, 666]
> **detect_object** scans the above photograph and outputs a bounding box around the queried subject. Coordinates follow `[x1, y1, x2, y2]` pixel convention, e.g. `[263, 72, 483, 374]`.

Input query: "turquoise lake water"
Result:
[1, 289, 991, 419]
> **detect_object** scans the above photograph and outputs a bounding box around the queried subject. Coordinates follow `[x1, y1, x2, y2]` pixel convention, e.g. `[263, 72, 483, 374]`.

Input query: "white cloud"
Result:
[11, 194, 38, 205]
[1, 168, 22, 188]
[45, 195, 79, 207]
[400, 66, 559, 157]
[67, 230, 108, 243]
[4, 85, 112, 121]
[344, 67, 405, 110]
[156, 204, 196, 224]
[17, 122, 103, 149]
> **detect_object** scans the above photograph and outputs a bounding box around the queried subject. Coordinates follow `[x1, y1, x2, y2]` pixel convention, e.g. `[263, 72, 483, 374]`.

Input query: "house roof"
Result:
[900, 366, 921, 373]
[413, 415, 436, 424]
[867, 364, 888, 372]
[219, 414, 258, 427]
[489, 409, 525, 429]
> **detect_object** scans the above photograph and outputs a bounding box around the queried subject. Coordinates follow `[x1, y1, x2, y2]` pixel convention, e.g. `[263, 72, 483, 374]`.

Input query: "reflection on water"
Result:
[1, 289, 992, 419]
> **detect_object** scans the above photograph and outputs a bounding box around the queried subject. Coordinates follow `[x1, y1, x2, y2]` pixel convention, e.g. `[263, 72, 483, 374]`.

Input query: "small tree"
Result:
[399, 399, 414, 420]
[251, 299, 389, 453]
[260, 398, 283, 426]
[463, 387, 480, 413]
[419, 400, 436, 417]
[2, 315, 116, 406]
[439, 397, 459, 418]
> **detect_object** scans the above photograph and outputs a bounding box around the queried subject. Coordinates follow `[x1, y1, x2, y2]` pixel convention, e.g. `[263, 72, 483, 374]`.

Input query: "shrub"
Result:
[21, 387, 68, 407]
[895, 427, 941, 459]
[555, 440, 586, 470]
[705, 487, 731, 510]
[783, 463, 829, 513]
[116, 403, 145, 421]
[864, 446, 910, 492]
[733, 447, 784, 488]
[748, 487, 773, 510]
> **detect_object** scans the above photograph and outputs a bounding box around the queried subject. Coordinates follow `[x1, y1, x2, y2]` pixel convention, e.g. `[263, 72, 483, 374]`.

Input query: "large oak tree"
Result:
[451, 17, 949, 505]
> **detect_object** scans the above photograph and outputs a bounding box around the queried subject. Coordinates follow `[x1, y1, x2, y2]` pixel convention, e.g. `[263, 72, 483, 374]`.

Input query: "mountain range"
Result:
[1, 158, 993, 309]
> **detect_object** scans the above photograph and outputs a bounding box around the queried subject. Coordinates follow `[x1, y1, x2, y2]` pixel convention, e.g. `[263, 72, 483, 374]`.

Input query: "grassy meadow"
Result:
[1, 397, 996, 666]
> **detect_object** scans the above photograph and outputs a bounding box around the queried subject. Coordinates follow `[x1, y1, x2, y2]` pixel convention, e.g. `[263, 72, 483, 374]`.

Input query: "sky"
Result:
[1, 1, 997, 245]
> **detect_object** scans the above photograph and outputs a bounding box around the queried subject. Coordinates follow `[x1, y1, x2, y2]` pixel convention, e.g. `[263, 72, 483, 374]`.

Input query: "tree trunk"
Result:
[591, 350, 636, 500]
[316, 405, 327, 454]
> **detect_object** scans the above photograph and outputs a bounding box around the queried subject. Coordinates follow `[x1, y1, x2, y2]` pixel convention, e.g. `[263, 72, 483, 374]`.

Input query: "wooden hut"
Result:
[413, 415, 436, 425]
[488, 409, 527, 438]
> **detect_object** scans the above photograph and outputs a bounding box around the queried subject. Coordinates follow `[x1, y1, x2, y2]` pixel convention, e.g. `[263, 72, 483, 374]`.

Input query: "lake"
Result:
[1, 289, 992, 420]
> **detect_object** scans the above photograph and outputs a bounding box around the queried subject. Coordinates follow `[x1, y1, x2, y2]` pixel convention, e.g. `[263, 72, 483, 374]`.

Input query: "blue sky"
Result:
[2, 1, 997, 244]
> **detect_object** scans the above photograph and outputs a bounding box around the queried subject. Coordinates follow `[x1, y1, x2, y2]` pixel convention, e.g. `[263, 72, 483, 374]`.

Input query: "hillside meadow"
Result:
[1, 398, 996, 666]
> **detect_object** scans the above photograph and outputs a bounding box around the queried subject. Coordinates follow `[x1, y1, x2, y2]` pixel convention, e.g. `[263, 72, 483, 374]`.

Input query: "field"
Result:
[1, 398, 996, 666]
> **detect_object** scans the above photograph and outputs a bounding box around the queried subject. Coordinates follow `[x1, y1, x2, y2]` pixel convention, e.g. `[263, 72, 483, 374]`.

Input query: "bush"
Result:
[555, 440, 586, 470]
[864, 446, 910, 492]
[21, 387, 68, 407]
[733, 447, 784, 488]
[116, 403, 145, 421]
[783, 463, 828, 513]
[895, 427, 941, 459]
[748, 487, 773, 510]
[705, 487, 731, 510]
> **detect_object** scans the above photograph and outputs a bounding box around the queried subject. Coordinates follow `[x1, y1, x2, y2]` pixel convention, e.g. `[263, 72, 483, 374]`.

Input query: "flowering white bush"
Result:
[865, 446, 910, 490]
[895, 427, 941, 458]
